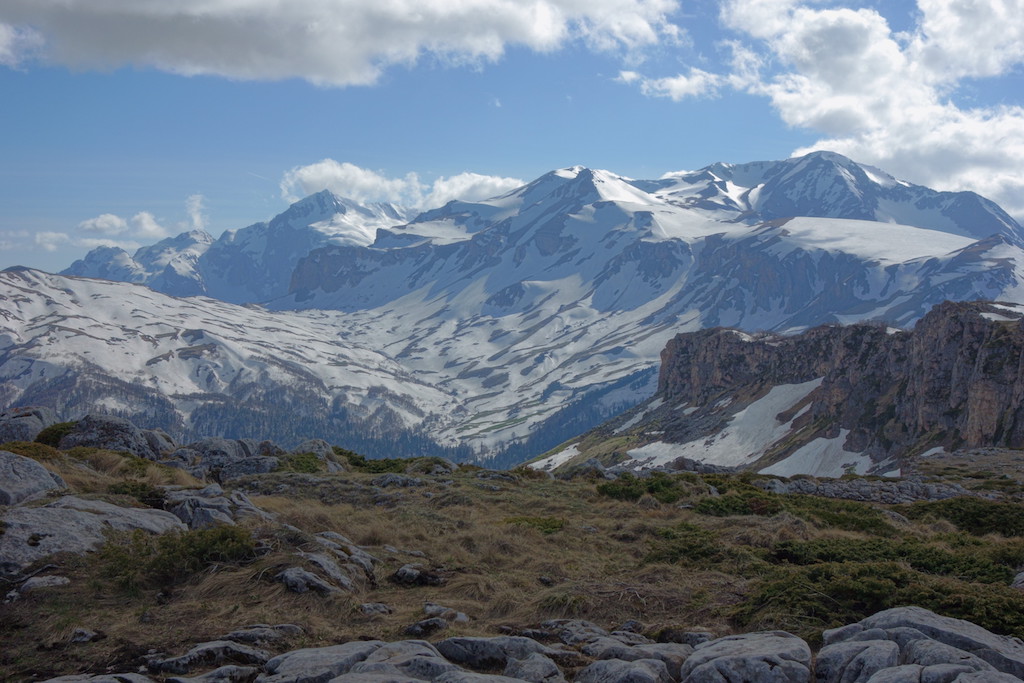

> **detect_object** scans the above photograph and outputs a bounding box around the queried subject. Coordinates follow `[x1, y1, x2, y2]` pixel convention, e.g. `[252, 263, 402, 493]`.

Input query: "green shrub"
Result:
[695, 493, 784, 517]
[100, 526, 257, 592]
[338, 447, 409, 473]
[504, 516, 565, 534]
[277, 452, 324, 474]
[900, 497, 1024, 537]
[646, 522, 721, 564]
[597, 472, 692, 504]
[734, 561, 1024, 645]
[770, 536, 1017, 584]
[34, 421, 78, 447]
[780, 494, 896, 536]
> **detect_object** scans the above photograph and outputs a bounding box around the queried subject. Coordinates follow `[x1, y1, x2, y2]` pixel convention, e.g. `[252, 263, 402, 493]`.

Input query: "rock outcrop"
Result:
[36, 607, 1024, 683]
[606, 300, 1024, 473]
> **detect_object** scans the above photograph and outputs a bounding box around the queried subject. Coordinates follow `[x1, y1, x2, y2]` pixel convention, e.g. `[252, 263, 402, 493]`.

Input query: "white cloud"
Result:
[281, 159, 523, 208]
[75, 237, 142, 251]
[616, 1, 1024, 216]
[78, 213, 129, 235]
[716, 0, 1024, 216]
[281, 160, 421, 205]
[0, 0, 682, 86]
[184, 194, 206, 231]
[34, 231, 70, 252]
[422, 172, 524, 207]
[0, 22, 42, 67]
[633, 67, 723, 100]
[131, 211, 168, 239]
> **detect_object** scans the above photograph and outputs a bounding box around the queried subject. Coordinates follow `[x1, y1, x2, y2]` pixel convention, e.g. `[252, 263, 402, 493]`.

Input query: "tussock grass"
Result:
[8, 452, 1024, 679]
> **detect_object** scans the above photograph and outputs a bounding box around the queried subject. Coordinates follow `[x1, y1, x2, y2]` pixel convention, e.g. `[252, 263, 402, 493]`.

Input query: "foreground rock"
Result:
[0, 450, 65, 505]
[0, 495, 186, 576]
[0, 406, 59, 443]
[37, 606, 1024, 683]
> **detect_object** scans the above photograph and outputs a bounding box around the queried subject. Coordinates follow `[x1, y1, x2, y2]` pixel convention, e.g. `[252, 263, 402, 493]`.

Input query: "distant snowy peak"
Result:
[653, 151, 1023, 242]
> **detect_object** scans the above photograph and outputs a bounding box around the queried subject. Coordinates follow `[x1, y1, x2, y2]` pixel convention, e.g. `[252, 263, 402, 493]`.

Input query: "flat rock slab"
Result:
[259, 640, 384, 682]
[679, 631, 811, 683]
[837, 607, 1024, 680]
[0, 495, 185, 574]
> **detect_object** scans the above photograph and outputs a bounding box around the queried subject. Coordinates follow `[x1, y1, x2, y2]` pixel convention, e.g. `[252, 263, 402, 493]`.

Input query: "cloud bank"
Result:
[280, 160, 524, 208]
[625, 0, 1024, 217]
[0, 0, 680, 85]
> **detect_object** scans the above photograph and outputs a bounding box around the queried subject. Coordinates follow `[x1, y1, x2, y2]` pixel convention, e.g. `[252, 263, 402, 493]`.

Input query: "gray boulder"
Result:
[258, 640, 384, 682]
[0, 450, 65, 505]
[220, 456, 281, 482]
[58, 414, 159, 460]
[166, 665, 260, 682]
[574, 658, 673, 683]
[503, 653, 565, 682]
[276, 567, 342, 595]
[351, 640, 462, 680]
[297, 552, 357, 592]
[436, 636, 553, 670]
[40, 675, 155, 682]
[221, 624, 303, 645]
[433, 673, 529, 683]
[0, 406, 58, 443]
[844, 607, 1024, 680]
[679, 631, 811, 682]
[815, 640, 900, 683]
[0, 495, 186, 576]
[148, 640, 270, 674]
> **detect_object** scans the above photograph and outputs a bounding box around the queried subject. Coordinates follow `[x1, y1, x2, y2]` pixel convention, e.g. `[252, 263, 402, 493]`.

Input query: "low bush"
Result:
[734, 561, 1024, 645]
[276, 451, 324, 474]
[899, 497, 1024, 537]
[34, 421, 78, 447]
[770, 536, 1021, 584]
[99, 526, 257, 592]
[338, 447, 409, 473]
[596, 472, 693, 504]
[646, 521, 721, 564]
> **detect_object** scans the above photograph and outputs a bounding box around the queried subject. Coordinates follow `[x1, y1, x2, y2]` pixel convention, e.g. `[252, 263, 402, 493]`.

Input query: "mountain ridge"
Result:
[8, 150, 1023, 466]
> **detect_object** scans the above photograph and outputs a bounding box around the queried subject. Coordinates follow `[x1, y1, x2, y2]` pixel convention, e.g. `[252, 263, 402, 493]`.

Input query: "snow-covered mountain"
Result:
[63, 191, 412, 303]
[10, 151, 1024, 465]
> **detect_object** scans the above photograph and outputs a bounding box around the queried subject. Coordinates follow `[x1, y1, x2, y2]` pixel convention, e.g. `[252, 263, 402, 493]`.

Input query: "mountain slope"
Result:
[14, 151, 1024, 464]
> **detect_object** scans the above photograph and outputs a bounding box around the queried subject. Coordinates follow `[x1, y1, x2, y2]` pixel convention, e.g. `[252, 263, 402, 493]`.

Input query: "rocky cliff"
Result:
[546, 300, 1024, 476]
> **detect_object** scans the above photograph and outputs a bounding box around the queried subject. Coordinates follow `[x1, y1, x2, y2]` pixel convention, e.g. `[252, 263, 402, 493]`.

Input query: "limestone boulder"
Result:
[679, 631, 811, 683]
[0, 450, 65, 505]
[58, 414, 159, 460]
[0, 406, 59, 443]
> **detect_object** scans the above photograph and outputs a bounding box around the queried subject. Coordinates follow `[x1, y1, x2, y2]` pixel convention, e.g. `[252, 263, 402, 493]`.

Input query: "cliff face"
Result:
[642, 300, 1024, 472]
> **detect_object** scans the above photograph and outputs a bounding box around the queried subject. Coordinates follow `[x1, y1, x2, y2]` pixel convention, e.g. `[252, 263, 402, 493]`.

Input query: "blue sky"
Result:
[1, 0, 1023, 272]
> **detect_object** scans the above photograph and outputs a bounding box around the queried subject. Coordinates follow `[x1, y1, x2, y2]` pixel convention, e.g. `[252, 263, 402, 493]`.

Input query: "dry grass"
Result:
[7, 451, 1024, 680]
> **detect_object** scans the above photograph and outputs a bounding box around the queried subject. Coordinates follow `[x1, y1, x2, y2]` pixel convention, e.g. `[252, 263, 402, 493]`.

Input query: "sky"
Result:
[1, 0, 1023, 272]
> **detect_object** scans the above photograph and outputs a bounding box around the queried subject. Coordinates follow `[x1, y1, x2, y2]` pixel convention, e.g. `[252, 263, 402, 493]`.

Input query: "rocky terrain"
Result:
[4, 410, 1024, 681]
[540, 300, 1024, 478]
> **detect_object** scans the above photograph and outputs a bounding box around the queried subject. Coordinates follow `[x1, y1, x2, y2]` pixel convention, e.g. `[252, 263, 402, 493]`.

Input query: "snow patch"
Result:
[625, 378, 822, 468]
[529, 444, 580, 471]
[759, 429, 871, 478]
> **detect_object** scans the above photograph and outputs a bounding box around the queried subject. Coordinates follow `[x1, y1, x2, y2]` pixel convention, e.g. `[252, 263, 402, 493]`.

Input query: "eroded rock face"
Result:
[647, 301, 1024, 470]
